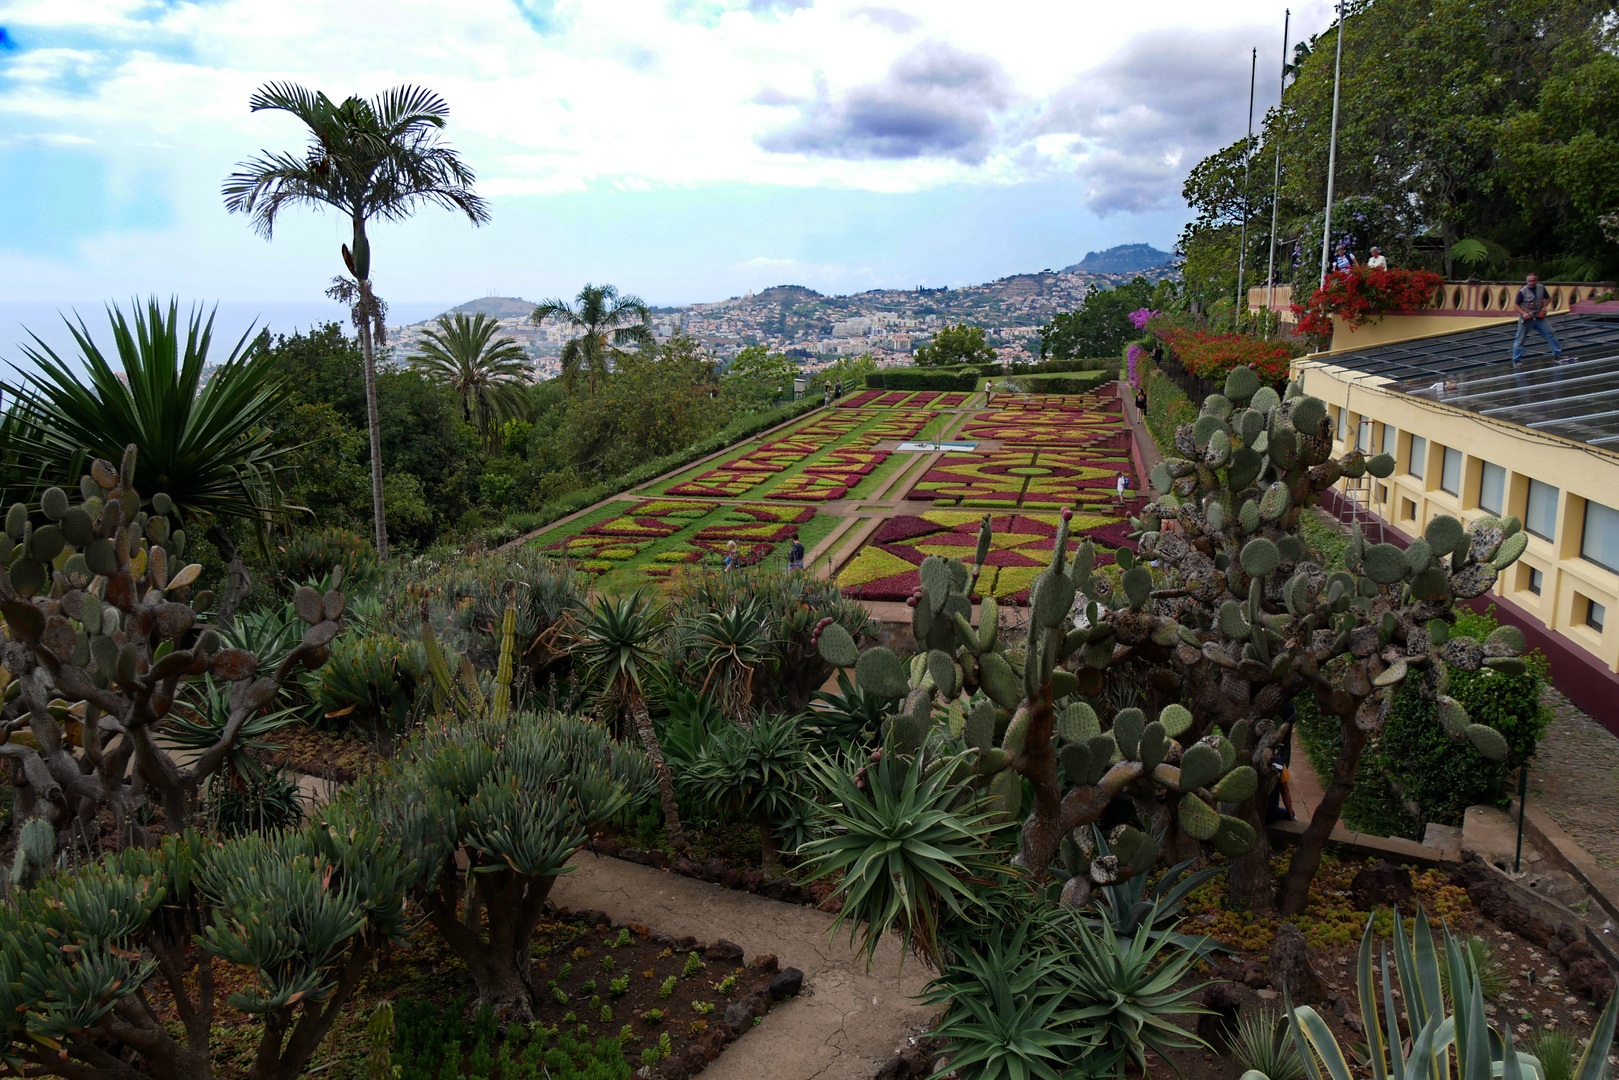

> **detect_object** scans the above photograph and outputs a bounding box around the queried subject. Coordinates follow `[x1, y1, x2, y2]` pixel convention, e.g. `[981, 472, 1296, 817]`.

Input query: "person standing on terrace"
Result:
[1512, 273, 1564, 366]
[1365, 246, 1387, 270]
[1333, 244, 1358, 273]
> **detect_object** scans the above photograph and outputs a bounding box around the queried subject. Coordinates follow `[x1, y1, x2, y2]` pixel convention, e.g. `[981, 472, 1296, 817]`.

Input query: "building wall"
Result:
[1293, 357, 1619, 686]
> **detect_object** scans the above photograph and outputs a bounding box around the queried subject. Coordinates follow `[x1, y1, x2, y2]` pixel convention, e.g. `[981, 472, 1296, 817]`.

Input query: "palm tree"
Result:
[222, 82, 489, 560]
[2, 299, 292, 623]
[573, 591, 686, 851]
[409, 313, 532, 454]
[530, 284, 655, 395]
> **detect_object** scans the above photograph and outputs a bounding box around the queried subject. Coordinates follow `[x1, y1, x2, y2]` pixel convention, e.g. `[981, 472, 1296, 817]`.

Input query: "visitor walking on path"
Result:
[1134, 387, 1147, 413]
[1365, 246, 1387, 270]
[1115, 475, 1129, 504]
[724, 539, 739, 572]
[1512, 273, 1564, 365]
[787, 534, 805, 571]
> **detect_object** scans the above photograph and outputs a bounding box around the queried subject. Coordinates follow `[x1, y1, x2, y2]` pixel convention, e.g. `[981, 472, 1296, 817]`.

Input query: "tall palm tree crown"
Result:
[409, 313, 532, 455]
[222, 82, 488, 559]
[530, 283, 655, 395]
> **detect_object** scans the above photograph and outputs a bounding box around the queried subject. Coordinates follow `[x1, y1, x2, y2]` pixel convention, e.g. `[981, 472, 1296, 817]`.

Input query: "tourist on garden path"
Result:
[724, 539, 739, 571]
[1134, 387, 1147, 413]
[1511, 273, 1563, 365]
[1365, 246, 1387, 270]
[787, 534, 805, 571]
[1115, 474, 1129, 503]
[1333, 244, 1358, 273]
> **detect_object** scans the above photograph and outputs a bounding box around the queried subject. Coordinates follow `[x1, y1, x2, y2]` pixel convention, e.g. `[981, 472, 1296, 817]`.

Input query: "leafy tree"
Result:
[724, 344, 797, 408]
[224, 82, 489, 559]
[277, 401, 371, 532]
[3, 299, 293, 601]
[915, 323, 996, 367]
[1039, 279, 1156, 361]
[809, 352, 878, 390]
[530, 283, 655, 396]
[409, 313, 533, 455]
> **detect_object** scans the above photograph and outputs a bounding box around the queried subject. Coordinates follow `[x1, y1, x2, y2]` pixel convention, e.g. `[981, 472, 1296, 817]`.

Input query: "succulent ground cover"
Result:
[836, 508, 1136, 602]
[533, 499, 840, 584]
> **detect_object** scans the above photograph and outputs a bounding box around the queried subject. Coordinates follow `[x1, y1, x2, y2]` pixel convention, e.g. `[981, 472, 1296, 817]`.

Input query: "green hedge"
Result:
[1294, 605, 1550, 839]
[487, 396, 824, 543]
[1002, 371, 1115, 395]
[865, 369, 980, 391]
[1021, 357, 1117, 374]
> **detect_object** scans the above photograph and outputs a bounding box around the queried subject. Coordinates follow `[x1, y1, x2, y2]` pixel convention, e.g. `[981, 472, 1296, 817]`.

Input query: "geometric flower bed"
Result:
[536, 499, 824, 580]
[836, 390, 972, 410]
[837, 508, 1137, 602]
[665, 409, 936, 502]
[908, 388, 1135, 509]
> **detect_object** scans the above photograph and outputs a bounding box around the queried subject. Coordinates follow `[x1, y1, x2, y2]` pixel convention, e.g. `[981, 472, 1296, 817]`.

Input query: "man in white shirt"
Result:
[1366, 247, 1387, 270]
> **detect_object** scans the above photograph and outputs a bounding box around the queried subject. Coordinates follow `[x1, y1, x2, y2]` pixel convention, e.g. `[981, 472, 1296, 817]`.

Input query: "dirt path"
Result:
[550, 852, 936, 1080]
[1530, 685, 1619, 877]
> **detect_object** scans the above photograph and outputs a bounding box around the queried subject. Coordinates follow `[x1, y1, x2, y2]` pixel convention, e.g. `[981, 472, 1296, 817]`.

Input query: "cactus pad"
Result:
[1112, 708, 1144, 758]
[1224, 365, 1261, 402]
[1424, 515, 1463, 554]
[1366, 452, 1395, 478]
[1178, 794, 1220, 840]
[1138, 721, 1167, 771]
[1122, 566, 1152, 610]
[1158, 703, 1193, 739]
[926, 650, 959, 698]
[1361, 543, 1411, 585]
[1058, 702, 1101, 743]
[1492, 531, 1527, 570]
[1465, 723, 1508, 761]
[1178, 742, 1222, 792]
[1240, 538, 1280, 577]
[1212, 815, 1257, 857]
[816, 622, 859, 668]
[977, 651, 1021, 708]
[1259, 481, 1290, 521]
[1213, 766, 1258, 803]
[1289, 396, 1325, 432]
[855, 647, 908, 699]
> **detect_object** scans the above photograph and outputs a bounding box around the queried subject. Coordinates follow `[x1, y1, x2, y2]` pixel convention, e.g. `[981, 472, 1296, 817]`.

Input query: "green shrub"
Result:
[272, 525, 380, 590]
[1002, 371, 1114, 395]
[200, 766, 306, 837]
[864, 369, 979, 391]
[313, 631, 423, 733]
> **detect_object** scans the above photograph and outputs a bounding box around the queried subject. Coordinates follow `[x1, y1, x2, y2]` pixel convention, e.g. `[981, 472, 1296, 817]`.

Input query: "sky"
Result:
[0, 0, 1335, 356]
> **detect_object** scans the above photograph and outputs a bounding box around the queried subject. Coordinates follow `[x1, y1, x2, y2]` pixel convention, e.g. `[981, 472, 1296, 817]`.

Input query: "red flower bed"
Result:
[874, 515, 949, 543]
[837, 390, 881, 408]
[936, 392, 970, 407]
[1293, 266, 1445, 339]
[1155, 328, 1293, 384]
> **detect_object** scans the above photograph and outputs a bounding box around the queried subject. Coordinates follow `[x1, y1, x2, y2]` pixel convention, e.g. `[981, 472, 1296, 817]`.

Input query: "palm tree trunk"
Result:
[628, 690, 685, 852]
[357, 311, 389, 561]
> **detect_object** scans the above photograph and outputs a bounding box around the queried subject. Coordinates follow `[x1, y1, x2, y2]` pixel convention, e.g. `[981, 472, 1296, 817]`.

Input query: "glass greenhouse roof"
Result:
[1319, 313, 1619, 450]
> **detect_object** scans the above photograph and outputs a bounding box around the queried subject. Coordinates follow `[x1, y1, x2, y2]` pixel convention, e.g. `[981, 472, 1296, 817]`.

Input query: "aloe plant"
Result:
[1256, 907, 1619, 1080]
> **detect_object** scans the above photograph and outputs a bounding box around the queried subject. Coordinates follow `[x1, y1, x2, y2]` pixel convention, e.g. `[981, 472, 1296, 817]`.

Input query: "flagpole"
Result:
[1317, 1, 1347, 287]
[1235, 48, 1258, 330]
[1265, 10, 1291, 324]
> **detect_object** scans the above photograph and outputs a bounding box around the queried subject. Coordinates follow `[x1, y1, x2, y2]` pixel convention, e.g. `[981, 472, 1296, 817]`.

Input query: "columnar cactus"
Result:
[819, 366, 1529, 915]
[0, 445, 343, 843]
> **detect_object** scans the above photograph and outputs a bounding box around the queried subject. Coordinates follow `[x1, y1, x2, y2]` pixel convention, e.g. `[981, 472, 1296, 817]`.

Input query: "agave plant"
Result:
[1232, 1007, 1305, 1080]
[684, 713, 809, 872]
[1081, 827, 1225, 947]
[3, 299, 293, 530]
[1259, 907, 1619, 1080]
[687, 600, 774, 723]
[923, 922, 1096, 1080]
[807, 668, 893, 747]
[799, 749, 1002, 965]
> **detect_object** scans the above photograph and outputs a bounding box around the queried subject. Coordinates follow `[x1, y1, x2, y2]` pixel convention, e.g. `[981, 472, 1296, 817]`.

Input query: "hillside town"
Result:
[384, 247, 1178, 379]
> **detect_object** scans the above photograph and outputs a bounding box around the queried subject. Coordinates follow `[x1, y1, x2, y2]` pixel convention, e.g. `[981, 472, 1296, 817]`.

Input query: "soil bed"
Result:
[255, 720, 382, 781]
[148, 909, 783, 1080]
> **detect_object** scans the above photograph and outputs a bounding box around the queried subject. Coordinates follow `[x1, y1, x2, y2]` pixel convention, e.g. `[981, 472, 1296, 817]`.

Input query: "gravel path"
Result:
[1528, 685, 1619, 877]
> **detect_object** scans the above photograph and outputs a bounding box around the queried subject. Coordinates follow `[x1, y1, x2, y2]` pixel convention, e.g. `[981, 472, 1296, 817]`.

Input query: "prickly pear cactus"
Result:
[0, 445, 344, 845]
[817, 368, 1531, 912]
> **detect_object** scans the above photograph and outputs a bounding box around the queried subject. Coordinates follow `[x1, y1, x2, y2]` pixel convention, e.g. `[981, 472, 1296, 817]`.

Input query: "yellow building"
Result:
[1293, 306, 1619, 729]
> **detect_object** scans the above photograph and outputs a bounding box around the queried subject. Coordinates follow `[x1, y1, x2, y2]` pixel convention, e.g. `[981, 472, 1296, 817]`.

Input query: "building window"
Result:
[1478, 462, 1505, 515]
[1357, 420, 1372, 453]
[1526, 479, 1558, 540]
[1402, 498, 1417, 522]
[1440, 447, 1463, 495]
[1334, 407, 1348, 442]
[1581, 499, 1619, 572]
[1381, 423, 1398, 457]
[1585, 596, 1606, 633]
[1376, 483, 1388, 503]
[1526, 566, 1543, 595]
[1408, 434, 1427, 479]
